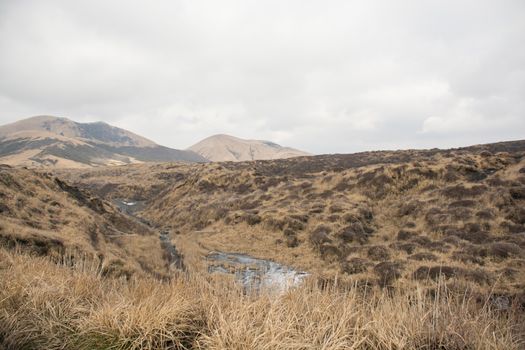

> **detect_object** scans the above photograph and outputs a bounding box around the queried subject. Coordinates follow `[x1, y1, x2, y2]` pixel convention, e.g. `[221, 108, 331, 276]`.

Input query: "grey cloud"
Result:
[0, 0, 524, 152]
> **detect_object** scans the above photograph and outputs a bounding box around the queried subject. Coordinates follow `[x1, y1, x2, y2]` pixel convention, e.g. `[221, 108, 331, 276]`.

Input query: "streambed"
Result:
[207, 251, 309, 293]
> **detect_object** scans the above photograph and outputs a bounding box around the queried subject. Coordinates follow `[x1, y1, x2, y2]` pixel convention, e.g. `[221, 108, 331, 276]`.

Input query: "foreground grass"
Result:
[0, 249, 523, 349]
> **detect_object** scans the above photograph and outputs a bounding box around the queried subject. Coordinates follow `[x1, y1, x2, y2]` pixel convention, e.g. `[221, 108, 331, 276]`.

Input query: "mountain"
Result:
[188, 134, 310, 162]
[0, 116, 207, 168]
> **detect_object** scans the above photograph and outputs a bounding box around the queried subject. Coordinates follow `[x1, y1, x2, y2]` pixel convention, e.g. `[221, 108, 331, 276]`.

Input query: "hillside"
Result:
[0, 116, 207, 168]
[188, 134, 310, 161]
[2, 139, 525, 348]
[0, 165, 169, 278]
[61, 140, 525, 295]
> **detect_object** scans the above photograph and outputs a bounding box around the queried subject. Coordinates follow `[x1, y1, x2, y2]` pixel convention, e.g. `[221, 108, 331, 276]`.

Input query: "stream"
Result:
[207, 251, 309, 293]
[115, 199, 308, 291]
[115, 199, 184, 270]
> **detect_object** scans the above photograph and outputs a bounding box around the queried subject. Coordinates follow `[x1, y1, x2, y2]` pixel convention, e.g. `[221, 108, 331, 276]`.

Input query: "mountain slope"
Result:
[0, 116, 207, 168]
[0, 166, 169, 278]
[62, 139, 525, 294]
[188, 134, 310, 162]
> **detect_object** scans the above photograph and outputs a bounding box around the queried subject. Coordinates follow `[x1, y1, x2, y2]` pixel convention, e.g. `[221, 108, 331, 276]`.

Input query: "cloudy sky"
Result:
[0, 0, 524, 153]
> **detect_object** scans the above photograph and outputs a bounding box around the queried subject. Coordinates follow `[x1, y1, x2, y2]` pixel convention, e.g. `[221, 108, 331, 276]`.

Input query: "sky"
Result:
[0, 0, 524, 154]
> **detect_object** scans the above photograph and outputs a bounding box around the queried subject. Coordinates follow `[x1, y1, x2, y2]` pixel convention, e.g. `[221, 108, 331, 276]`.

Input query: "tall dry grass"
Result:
[0, 248, 523, 350]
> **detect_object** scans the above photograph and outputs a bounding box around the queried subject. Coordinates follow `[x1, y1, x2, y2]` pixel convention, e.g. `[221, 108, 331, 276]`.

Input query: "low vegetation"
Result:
[1, 248, 524, 349]
[61, 141, 525, 296]
[2, 140, 525, 348]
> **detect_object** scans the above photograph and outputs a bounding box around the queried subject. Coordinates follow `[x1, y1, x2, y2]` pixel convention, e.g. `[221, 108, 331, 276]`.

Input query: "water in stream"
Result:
[207, 251, 309, 293]
[114, 199, 146, 215]
[115, 199, 307, 291]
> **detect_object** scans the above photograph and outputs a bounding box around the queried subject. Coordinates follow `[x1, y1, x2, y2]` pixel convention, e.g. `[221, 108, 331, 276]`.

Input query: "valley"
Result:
[57, 140, 525, 295]
[1, 139, 525, 349]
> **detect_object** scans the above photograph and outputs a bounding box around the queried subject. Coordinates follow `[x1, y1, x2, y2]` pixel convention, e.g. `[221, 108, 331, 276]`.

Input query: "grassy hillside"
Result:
[0, 165, 168, 279]
[1, 248, 523, 349]
[2, 140, 525, 349]
[62, 141, 525, 296]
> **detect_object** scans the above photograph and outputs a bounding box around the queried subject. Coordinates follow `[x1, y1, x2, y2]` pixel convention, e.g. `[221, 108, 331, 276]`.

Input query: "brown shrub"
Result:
[448, 199, 476, 208]
[462, 269, 491, 285]
[441, 184, 487, 199]
[374, 261, 404, 287]
[326, 214, 340, 223]
[397, 200, 422, 217]
[309, 225, 332, 246]
[487, 242, 523, 259]
[341, 257, 369, 275]
[463, 222, 481, 233]
[329, 204, 344, 213]
[0, 233, 64, 257]
[475, 209, 494, 220]
[451, 252, 485, 265]
[339, 222, 368, 244]
[510, 186, 525, 200]
[285, 235, 299, 248]
[263, 217, 285, 231]
[342, 213, 359, 223]
[441, 235, 462, 247]
[289, 214, 309, 223]
[409, 252, 438, 261]
[319, 244, 342, 262]
[367, 246, 390, 261]
[425, 207, 449, 226]
[283, 228, 296, 237]
[410, 235, 432, 247]
[243, 213, 262, 226]
[238, 199, 262, 210]
[404, 221, 416, 228]
[285, 218, 305, 231]
[500, 233, 525, 248]
[396, 243, 417, 254]
[309, 203, 324, 214]
[197, 179, 217, 192]
[397, 230, 416, 241]
[413, 266, 459, 281]
[506, 207, 525, 225]
[455, 230, 492, 244]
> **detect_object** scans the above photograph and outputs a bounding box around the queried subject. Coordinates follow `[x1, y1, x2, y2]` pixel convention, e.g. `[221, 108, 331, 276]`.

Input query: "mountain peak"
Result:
[188, 134, 310, 162]
[0, 116, 207, 168]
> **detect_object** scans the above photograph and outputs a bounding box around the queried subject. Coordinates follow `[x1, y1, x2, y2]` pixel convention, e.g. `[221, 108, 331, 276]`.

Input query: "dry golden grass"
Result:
[3, 141, 524, 349]
[58, 143, 525, 296]
[0, 248, 524, 349]
[0, 167, 168, 279]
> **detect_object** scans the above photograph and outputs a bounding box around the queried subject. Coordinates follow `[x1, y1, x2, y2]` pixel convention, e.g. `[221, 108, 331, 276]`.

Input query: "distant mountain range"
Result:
[0, 116, 207, 168]
[0, 116, 311, 168]
[187, 134, 310, 162]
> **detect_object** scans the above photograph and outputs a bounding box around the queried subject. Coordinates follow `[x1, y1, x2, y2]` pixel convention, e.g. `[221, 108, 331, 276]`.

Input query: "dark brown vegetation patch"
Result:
[339, 223, 368, 244]
[413, 265, 459, 281]
[510, 186, 525, 200]
[309, 225, 332, 246]
[374, 261, 404, 287]
[341, 257, 369, 275]
[486, 242, 523, 259]
[367, 245, 390, 261]
[409, 252, 438, 261]
[441, 184, 487, 199]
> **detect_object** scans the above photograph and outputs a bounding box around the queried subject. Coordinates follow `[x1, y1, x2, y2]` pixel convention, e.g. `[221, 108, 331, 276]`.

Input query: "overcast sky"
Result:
[0, 1, 524, 153]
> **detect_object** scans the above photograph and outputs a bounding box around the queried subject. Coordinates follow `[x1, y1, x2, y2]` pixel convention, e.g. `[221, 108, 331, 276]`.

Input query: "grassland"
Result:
[61, 141, 525, 295]
[1, 140, 525, 348]
[1, 247, 524, 349]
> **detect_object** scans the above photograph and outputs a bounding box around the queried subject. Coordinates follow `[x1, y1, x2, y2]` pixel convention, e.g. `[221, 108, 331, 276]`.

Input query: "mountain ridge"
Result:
[188, 133, 310, 162]
[0, 116, 207, 168]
